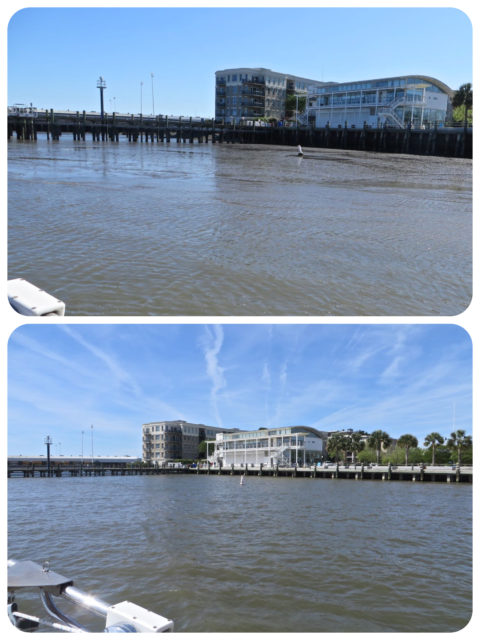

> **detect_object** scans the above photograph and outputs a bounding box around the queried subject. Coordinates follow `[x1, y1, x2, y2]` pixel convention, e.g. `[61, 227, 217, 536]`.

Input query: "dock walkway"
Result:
[7, 462, 472, 483]
[7, 111, 472, 158]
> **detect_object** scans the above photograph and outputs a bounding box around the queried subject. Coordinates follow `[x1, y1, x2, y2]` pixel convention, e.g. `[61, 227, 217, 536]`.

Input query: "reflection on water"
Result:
[8, 137, 471, 315]
[8, 475, 472, 632]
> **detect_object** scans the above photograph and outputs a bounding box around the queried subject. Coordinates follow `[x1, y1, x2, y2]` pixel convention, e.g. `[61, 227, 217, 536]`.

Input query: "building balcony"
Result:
[242, 78, 265, 87]
[241, 100, 265, 107]
[312, 95, 426, 110]
[241, 109, 264, 117]
[241, 89, 265, 98]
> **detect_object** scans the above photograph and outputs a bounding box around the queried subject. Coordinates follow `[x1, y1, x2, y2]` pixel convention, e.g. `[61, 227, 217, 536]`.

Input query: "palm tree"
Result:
[327, 434, 347, 463]
[367, 430, 392, 464]
[397, 434, 418, 465]
[446, 429, 472, 466]
[423, 432, 444, 465]
[452, 83, 473, 127]
[349, 431, 366, 464]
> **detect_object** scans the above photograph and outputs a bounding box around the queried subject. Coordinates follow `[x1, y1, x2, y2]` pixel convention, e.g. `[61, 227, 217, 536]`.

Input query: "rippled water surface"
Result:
[8, 475, 472, 632]
[8, 136, 471, 315]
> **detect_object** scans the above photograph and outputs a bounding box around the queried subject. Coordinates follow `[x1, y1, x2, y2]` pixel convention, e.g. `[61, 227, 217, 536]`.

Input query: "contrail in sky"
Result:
[202, 325, 226, 427]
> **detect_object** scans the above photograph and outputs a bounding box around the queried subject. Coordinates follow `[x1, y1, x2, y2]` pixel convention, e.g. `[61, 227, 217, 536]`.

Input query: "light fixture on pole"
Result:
[97, 76, 107, 119]
[44, 436, 53, 477]
[151, 73, 155, 116]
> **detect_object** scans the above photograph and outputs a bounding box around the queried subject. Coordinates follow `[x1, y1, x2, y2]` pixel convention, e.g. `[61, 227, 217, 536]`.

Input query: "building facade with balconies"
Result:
[142, 420, 236, 465]
[207, 425, 329, 468]
[307, 75, 452, 129]
[215, 67, 328, 124]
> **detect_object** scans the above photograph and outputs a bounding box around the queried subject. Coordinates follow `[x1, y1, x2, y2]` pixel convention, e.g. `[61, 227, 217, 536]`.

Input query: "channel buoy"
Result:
[297, 145, 304, 156]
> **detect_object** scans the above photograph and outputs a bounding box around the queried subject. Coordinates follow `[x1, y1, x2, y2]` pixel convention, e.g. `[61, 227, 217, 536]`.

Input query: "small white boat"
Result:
[240, 475, 245, 485]
[297, 144, 304, 156]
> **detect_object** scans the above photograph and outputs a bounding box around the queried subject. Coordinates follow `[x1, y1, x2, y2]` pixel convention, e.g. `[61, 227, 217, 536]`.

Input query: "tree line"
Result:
[327, 429, 472, 466]
[452, 83, 472, 126]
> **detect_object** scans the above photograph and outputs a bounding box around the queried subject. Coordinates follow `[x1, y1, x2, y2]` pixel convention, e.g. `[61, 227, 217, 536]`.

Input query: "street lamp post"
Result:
[140, 81, 143, 116]
[44, 436, 53, 478]
[294, 92, 307, 128]
[151, 73, 155, 116]
[96, 76, 107, 119]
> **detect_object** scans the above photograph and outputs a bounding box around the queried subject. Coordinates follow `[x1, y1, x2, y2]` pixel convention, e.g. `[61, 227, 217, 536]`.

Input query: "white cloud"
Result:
[201, 325, 226, 426]
[279, 361, 288, 387]
[380, 355, 404, 383]
[262, 361, 271, 386]
[60, 326, 142, 397]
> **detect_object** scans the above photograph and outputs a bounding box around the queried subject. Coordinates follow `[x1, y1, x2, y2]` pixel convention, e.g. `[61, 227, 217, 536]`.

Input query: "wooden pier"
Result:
[7, 462, 472, 483]
[7, 110, 472, 158]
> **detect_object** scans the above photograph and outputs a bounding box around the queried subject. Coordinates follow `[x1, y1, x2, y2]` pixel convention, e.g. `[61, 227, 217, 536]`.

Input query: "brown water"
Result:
[8, 136, 471, 316]
[8, 475, 472, 633]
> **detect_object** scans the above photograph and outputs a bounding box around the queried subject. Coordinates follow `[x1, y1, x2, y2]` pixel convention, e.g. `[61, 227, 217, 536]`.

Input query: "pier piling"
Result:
[7, 459, 472, 483]
[8, 110, 471, 158]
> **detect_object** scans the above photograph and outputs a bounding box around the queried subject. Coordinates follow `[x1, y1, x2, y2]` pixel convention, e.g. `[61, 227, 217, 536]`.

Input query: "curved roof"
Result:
[413, 75, 454, 95]
[290, 426, 327, 437]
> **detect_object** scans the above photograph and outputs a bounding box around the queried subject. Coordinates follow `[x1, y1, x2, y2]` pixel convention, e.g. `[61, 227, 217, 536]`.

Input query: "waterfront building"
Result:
[215, 67, 329, 124]
[307, 75, 452, 129]
[142, 420, 236, 465]
[207, 425, 329, 468]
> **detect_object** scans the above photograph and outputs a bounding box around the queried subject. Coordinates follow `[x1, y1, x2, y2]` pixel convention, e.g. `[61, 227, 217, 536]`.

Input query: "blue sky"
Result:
[6, 5, 473, 116]
[8, 324, 472, 457]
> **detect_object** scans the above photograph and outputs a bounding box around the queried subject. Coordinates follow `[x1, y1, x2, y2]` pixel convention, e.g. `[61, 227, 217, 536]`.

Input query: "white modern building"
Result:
[307, 75, 452, 129]
[207, 425, 328, 468]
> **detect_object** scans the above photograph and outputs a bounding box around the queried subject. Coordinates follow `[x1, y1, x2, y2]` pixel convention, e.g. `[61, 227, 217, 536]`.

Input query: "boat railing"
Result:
[7, 559, 173, 632]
